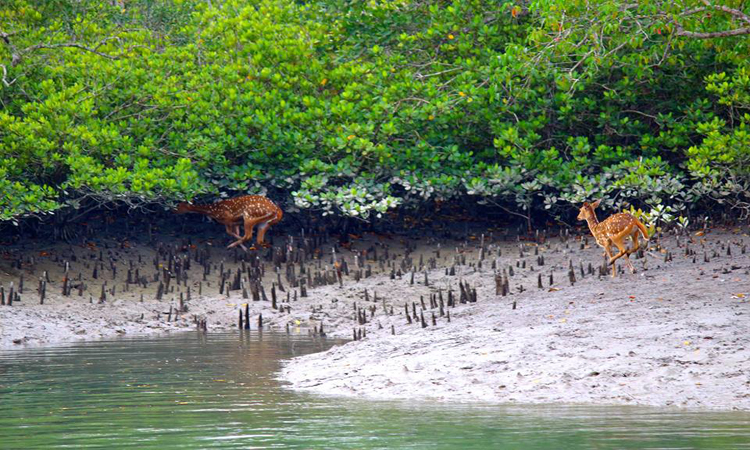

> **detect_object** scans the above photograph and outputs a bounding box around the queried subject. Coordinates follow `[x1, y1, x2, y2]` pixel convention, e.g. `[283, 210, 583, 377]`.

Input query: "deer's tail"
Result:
[634, 218, 649, 240]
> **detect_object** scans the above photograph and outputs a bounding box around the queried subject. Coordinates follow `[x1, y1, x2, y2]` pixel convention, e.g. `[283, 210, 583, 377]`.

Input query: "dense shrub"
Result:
[1, 0, 749, 225]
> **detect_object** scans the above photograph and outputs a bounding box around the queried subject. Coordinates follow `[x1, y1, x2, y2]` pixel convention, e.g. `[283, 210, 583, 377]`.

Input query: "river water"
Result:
[1, 332, 748, 449]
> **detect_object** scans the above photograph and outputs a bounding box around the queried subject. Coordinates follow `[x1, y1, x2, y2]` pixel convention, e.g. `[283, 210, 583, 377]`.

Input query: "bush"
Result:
[1, 0, 749, 224]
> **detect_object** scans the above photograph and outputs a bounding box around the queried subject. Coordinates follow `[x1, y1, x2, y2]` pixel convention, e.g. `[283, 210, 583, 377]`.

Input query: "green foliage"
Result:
[1, 0, 749, 223]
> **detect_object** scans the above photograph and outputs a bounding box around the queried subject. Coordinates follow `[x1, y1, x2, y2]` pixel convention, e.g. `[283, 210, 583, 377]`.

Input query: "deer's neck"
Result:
[185, 204, 216, 217]
[585, 215, 601, 237]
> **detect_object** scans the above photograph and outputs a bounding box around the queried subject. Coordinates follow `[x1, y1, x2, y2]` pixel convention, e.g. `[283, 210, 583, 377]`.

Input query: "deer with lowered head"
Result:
[577, 199, 649, 277]
[176, 195, 283, 251]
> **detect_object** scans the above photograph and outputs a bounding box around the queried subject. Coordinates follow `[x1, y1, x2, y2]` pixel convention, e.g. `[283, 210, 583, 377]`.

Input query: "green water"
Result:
[1, 332, 748, 449]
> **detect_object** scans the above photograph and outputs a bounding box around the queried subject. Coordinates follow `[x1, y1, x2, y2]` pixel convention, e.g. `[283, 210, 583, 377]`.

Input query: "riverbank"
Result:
[281, 238, 750, 410]
[276, 227, 749, 410]
[2, 225, 749, 410]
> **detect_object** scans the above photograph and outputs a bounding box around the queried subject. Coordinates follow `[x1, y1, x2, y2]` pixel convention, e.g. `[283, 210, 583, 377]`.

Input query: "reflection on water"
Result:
[0, 332, 748, 449]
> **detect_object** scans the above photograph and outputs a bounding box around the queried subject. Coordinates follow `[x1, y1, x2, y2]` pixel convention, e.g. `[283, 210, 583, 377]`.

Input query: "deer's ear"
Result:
[591, 199, 602, 209]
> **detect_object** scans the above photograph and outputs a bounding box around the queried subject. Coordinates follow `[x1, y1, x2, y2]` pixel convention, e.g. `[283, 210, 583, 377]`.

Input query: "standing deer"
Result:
[577, 199, 649, 277]
[176, 195, 283, 250]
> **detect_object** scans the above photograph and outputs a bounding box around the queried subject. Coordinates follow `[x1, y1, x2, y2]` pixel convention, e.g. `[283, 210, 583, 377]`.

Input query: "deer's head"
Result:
[577, 199, 601, 221]
[175, 202, 193, 214]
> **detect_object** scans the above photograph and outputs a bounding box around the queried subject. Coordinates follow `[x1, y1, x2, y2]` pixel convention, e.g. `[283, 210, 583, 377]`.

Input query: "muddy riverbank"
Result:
[2, 221, 748, 410]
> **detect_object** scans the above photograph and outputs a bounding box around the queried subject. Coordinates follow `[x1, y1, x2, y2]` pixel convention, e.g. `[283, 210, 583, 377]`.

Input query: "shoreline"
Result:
[2, 228, 749, 411]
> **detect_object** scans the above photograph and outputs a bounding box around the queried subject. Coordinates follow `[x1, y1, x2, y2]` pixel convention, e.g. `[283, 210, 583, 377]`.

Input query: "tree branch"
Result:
[0, 29, 23, 66]
[674, 25, 750, 39]
[671, 2, 750, 39]
[621, 109, 659, 120]
[700, 0, 750, 25]
[23, 37, 122, 60]
[0, 64, 15, 86]
[1, 32, 124, 67]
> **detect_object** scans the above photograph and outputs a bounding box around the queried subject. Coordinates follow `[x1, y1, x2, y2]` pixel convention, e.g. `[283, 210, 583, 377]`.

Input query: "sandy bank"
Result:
[280, 229, 750, 410]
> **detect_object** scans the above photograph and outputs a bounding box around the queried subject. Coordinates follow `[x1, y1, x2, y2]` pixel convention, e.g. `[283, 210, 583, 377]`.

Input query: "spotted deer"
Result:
[577, 199, 649, 277]
[176, 195, 283, 250]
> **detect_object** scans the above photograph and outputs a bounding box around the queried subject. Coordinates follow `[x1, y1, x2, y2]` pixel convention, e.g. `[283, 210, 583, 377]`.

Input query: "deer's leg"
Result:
[625, 231, 640, 273]
[223, 224, 248, 251]
[608, 239, 628, 264]
[608, 225, 636, 263]
[235, 225, 249, 251]
[620, 237, 636, 273]
[629, 230, 640, 255]
[257, 220, 271, 246]
[252, 212, 276, 246]
[603, 244, 616, 277]
[609, 237, 635, 274]
[225, 224, 242, 240]
[613, 225, 638, 273]
[228, 217, 259, 250]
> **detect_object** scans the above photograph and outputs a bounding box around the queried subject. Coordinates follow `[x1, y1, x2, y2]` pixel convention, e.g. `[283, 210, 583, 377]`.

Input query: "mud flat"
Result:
[2, 224, 749, 410]
[280, 228, 750, 410]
